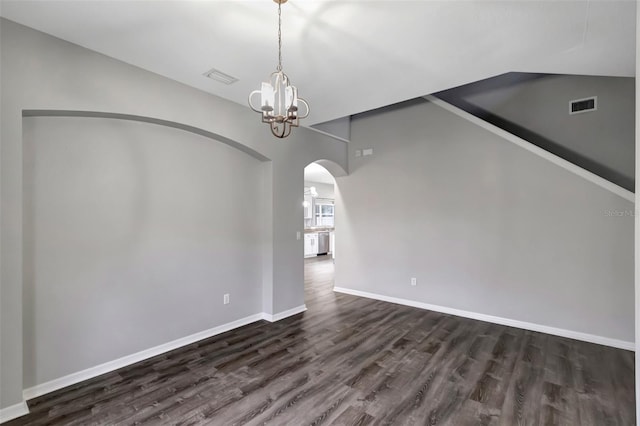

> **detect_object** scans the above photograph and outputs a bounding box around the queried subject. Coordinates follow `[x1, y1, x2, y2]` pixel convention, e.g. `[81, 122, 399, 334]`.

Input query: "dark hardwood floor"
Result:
[7, 255, 635, 425]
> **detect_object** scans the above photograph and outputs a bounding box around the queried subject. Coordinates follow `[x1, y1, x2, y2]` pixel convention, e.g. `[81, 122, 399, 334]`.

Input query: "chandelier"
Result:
[248, 0, 309, 138]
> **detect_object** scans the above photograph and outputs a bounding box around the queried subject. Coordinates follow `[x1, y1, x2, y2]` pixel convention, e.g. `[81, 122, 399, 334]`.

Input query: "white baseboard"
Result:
[0, 400, 29, 424]
[23, 313, 265, 401]
[22, 306, 309, 402]
[334, 287, 635, 351]
[262, 304, 307, 322]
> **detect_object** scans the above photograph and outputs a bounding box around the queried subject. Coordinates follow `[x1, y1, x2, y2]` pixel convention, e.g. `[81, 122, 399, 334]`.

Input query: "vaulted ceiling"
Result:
[1, 0, 636, 126]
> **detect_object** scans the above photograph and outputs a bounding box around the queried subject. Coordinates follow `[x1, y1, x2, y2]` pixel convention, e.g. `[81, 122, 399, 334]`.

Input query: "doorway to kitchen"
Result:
[303, 162, 337, 305]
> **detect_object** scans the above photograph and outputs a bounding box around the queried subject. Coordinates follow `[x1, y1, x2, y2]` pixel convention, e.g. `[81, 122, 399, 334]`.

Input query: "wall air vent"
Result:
[203, 68, 239, 85]
[569, 96, 597, 115]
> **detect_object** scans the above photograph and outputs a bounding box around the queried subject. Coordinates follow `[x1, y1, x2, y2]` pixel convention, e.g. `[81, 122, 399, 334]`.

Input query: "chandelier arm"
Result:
[297, 98, 310, 119]
[248, 90, 264, 113]
[271, 121, 290, 138]
[270, 122, 281, 138]
[262, 114, 276, 124]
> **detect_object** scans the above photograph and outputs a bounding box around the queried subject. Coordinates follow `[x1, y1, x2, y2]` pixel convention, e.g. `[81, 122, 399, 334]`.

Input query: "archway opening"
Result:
[302, 161, 340, 310]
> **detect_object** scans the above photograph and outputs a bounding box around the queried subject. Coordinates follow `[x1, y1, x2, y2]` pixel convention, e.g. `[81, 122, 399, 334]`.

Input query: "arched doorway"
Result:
[302, 161, 342, 309]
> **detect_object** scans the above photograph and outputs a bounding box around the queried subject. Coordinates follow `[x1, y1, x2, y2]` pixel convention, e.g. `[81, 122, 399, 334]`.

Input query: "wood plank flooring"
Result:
[7, 255, 635, 425]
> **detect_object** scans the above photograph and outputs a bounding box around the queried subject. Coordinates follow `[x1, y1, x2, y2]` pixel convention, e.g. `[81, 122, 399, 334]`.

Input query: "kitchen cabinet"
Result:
[304, 233, 318, 257]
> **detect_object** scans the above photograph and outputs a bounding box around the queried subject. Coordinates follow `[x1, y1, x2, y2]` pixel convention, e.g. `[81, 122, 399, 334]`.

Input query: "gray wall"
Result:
[22, 116, 262, 387]
[0, 18, 347, 408]
[464, 75, 635, 186]
[311, 116, 351, 141]
[336, 99, 634, 343]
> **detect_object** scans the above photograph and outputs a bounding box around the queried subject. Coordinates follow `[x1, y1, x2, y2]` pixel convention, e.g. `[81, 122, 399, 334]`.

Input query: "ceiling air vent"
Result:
[203, 68, 239, 85]
[569, 96, 597, 115]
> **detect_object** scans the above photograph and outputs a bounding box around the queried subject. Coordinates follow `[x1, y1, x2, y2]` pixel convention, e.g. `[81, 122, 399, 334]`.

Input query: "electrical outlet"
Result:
[410, 277, 417, 286]
[223, 293, 230, 304]
[355, 149, 362, 157]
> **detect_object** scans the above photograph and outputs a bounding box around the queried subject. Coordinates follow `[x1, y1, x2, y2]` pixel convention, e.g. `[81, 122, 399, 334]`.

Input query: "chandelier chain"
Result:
[277, 1, 282, 71]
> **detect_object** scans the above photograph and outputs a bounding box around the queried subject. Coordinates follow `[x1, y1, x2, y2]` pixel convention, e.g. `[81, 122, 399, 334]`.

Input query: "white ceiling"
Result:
[304, 162, 335, 185]
[0, 0, 636, 126]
